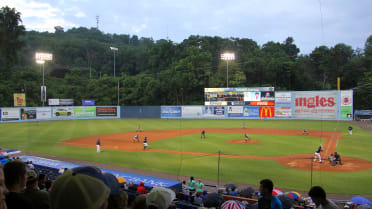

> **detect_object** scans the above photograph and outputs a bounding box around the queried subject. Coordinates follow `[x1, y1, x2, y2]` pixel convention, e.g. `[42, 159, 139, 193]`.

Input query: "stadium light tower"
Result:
[220, 52, 235, 88]
[110, 46, 118, 77]
[35, 52, 53, 106]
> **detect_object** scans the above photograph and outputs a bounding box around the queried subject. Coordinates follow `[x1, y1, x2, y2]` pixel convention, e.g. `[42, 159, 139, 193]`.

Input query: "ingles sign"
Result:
[259, 106, 274, 118]
[294, 92, 337, 119]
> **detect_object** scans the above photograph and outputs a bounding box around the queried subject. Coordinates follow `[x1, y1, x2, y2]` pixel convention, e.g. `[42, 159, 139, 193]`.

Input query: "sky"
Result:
[2, 0, 372, 54]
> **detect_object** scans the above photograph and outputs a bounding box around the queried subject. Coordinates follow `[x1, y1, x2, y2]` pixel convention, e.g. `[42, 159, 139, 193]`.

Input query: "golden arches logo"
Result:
[260, 107, 273, 117]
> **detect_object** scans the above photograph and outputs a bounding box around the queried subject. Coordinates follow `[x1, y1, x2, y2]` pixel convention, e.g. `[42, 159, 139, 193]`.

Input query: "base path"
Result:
[59, 128, 372, 172]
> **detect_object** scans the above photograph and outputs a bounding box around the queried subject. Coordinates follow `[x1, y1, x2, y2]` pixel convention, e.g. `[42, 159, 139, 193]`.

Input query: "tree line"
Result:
[1, 6, 372, 109]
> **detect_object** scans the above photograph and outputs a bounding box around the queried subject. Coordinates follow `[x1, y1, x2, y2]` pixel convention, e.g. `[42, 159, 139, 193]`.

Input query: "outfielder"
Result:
[314, 145, 323, 162]
[96, 137, 101, 153]
[201, 129, 206, 139]
[348, 126, 353, 135]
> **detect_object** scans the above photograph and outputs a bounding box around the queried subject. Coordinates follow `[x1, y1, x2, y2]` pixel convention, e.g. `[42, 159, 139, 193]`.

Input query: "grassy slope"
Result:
[0, 119, 371, 194]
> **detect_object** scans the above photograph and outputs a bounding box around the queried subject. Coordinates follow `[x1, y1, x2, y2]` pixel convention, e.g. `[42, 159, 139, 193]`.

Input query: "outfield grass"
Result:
[0, 119, 371, 195]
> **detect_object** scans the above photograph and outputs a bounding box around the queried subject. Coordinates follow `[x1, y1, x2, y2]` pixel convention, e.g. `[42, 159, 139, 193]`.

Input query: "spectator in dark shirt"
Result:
[0, 166, 8, 209]
[4, 161, 33, 209]
[22, 169, 50, 209]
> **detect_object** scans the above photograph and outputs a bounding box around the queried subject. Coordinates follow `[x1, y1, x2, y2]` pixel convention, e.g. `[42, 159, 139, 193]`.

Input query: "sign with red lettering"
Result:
[250, 101, 275, 106]
[294, 92, 337, 119]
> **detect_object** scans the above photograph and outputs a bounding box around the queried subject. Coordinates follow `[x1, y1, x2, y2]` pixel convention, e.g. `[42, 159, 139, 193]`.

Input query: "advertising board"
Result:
[82, 99, 95, 106]
[275, 106, 292, 118]
[341, 91, 353, 107]
[74, 107, 96, 118]
[294, 92, 337, 119]
[96, 107, 117, 117]
[59, 99, 74, 106]
[181, 106, 203, 118]
[204, 106, 225, 117]
[244, 92, 261, 101]
[53, 107, 74, 118]
[20, 108, 36, 120]
[48, 99, 59, 106]
[14, 93, 26, 107]
[260, 91, 275, 101]
[1, 108, 19, 121]
[227, 106, 243, 117]
[259, 106, 275, 118]
[36, 108, 52, 119]
[275, 92, 292, 105]
[161, 106, 181, 118]
[243, 106, 259, 117]
[341, 106, 353, 119]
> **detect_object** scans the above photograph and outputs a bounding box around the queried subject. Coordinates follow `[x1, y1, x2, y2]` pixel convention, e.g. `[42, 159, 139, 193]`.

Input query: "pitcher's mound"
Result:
[227, 139, 260, 144]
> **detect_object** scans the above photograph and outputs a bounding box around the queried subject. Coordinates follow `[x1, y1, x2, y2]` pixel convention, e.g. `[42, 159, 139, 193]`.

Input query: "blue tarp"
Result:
[354, 110, 372, 116]
[21, 155, 181, 189]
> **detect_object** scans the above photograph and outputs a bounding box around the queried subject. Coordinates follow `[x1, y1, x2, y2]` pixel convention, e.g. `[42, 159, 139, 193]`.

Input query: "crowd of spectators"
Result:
[0, 156, 369, 209]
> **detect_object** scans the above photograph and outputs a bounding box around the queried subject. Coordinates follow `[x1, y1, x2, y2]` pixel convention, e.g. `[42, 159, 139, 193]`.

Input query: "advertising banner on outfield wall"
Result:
[275, 106, 292, 118]
[96, 107, 117, 117]
[227, 106, 243, 117]
[14, 93, 26, 107]
[53, 107, 74, 118]
[204, 106, 225, 117]
[181, 106, 203, 118]
[243, 106, 259, 117]
[275, 92, 292, 105]
[0, 108, 1, 120]
[74, 107, 96, 118]
[259, 106, 275, 118]
[36, 108, 51, 120]
[82, 99, 95, 106]
[1, 108, 19, 121]
[341, 91, 353, 107]
[294, 92, 337, 119]
[341, 107, 353, 119]
[161, 106, 181, 118]
[20, 108, 36, 120]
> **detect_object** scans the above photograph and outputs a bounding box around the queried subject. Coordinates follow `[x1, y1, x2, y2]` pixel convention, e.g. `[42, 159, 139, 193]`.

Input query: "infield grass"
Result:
[0, 119, 371, 195]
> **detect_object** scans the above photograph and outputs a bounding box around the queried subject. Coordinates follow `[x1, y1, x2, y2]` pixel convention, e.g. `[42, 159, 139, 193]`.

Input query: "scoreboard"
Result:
[204, 87, 275, 106]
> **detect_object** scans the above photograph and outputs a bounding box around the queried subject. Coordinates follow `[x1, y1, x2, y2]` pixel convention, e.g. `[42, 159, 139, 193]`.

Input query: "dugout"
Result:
[354, 110, 372, 121]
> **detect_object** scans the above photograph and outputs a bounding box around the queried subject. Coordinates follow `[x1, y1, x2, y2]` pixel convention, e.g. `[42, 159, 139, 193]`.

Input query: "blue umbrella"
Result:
[352, 196, 371, 206]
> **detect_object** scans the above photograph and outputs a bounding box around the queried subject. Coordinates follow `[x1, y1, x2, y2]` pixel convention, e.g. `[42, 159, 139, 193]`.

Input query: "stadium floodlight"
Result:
[220, 52, 235, 88]
[35, 52, 53, 106]
[110, 46, 118, 77]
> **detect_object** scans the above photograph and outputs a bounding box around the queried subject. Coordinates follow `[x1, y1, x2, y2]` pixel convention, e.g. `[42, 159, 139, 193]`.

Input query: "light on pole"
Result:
[35, 52, 53, 106]
[220, 52, 235, 88]
[110, 46, 118, 77]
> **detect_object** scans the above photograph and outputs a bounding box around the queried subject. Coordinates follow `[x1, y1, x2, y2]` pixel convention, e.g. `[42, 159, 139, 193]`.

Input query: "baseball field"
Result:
[0, 119, 371, 195]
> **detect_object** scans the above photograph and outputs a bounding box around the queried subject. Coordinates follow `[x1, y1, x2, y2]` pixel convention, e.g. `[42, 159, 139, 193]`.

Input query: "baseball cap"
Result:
[27, 169, 38, 182]
[103, 173, 120, 195]
[72, 166, 120, 195]
[50, 170, 110, 209]
[146, 187, 176, 209]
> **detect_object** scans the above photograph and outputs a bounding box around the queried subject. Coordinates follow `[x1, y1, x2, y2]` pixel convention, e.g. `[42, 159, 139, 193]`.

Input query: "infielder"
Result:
[143, 136, 148, 150]
[302, 129, 309, 135]
[96, 137, 101, 153]
[314, 145, 323, 162]
[348, 126, 353, 135]
[133, 134, 140, 143]
[136, 125, 142, 132]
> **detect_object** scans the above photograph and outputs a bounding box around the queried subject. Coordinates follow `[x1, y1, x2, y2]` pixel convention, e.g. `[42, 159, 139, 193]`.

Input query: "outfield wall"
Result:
[0, 90, 353, 122]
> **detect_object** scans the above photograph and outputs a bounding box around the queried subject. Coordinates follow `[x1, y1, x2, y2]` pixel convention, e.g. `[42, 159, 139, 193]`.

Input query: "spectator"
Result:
[308, 186, 339, 209]
[0, 166, 8, 209]
[229, 187, 238, 196]
[193, 191, 203, 206]
[182, 180, 189, 201]
[203, 193, 224, 208]
[132, 194, 147, 209]
[128, 182, 137, 193]
[188, 176, 196, 194]
[137, 182, 147, 194]
[146, 187, 176, 209]
[104, 173, 128, 209]
[44, 180, 52, 192]
[4, 161, 33, 209]
[38, 174, 47, 190]
[258, 179, 283, 209]
[50, 170, 110, 209]
[196, 179, 204, 192]
[21, 169, 50, 209]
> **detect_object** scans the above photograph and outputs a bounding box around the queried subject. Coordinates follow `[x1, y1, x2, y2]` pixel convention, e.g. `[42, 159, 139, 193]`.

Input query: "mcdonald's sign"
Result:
[259, 106, 274, 118]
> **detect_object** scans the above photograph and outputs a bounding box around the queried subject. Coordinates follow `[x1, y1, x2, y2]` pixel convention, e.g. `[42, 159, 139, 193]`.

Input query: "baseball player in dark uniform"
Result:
[96, 137, 101, 153]
[314, 145, 323, 162]
[143, 136, 148, 150]
[348, 126, 353, 135]
[201, 129, 206, 139]
[244, 133, 249, 143]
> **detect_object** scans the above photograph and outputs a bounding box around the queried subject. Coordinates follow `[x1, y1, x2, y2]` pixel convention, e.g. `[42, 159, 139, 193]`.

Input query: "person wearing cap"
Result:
[50, 170, 110, 209]
[97, 137, 101, 153]
[3, 161, 33, 209]
[137, 182, 147, 194]
[146, 187, 176, 209]
[21, 169, 50, 209]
